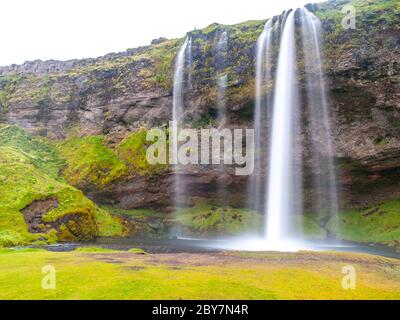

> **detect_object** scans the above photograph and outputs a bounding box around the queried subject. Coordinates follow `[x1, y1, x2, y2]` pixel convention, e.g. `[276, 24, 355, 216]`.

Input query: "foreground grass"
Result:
[0, 250, 399, 299]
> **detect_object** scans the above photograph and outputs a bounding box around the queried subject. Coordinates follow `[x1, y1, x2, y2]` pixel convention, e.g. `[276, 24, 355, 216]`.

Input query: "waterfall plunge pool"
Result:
[24, 237, 400, 259]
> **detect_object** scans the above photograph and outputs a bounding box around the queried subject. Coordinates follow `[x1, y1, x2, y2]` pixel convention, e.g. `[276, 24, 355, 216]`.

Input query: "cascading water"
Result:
[172, 38, 190, 209]
[171, 8, 338, 251]
[300, 8, 338, 224]
[264, 10, 301, 246]
[215, 30, 229, 206]
[216, 30, 228, 129]
[237, 7, 338, 251]
[249, 18, 277, 214]
[172, 38, 189, 128]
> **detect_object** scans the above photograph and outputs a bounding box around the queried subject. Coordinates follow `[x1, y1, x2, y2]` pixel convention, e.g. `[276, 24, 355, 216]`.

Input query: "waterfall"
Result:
[216, 30, 228, 128]
[300, 8, 338, 223]
[187, 38, 193, 89]
[243, 7, 338, 250]
[250, 18, 277, 214]
[172, 38, 189, 209]
[172, 38, 189, 127]
[170, 8, 338, 249]
[265, 10, 301, 244]
[215, 30, 229, 206]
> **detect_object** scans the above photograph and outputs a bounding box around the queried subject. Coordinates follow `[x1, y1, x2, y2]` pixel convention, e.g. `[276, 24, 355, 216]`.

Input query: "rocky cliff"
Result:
[0, 0, 399, 224]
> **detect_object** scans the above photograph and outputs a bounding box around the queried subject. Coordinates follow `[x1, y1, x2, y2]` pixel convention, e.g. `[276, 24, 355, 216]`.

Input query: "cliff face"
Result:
[0, 0, 399, 209]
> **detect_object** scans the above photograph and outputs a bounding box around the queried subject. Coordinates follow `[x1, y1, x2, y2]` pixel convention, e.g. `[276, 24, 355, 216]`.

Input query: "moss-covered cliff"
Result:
[0, 0, 399, 247]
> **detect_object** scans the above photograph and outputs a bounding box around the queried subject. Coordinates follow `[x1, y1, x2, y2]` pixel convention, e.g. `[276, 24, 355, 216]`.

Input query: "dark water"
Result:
[37, 237, 400, 259]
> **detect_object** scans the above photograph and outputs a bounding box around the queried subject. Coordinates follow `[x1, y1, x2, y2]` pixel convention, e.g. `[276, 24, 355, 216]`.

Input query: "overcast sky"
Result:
[0, 0, 324, 66]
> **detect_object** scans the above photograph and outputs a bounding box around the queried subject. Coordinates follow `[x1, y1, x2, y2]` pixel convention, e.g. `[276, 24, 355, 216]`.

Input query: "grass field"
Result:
[0, 249, 399, 300]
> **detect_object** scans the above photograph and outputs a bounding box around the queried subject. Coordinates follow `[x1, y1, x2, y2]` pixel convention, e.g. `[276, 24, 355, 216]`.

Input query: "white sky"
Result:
[0, 0, 324, 66]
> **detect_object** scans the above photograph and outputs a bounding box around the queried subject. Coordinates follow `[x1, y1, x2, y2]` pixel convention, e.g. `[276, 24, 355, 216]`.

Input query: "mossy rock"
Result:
[0, 126, 99, 246]
[175, 202, 263, 236]
[327, 200, 400, 247]
[56, 135, 127, 189]
[117, 128, 169, 175]
[95, 207, 126, 237]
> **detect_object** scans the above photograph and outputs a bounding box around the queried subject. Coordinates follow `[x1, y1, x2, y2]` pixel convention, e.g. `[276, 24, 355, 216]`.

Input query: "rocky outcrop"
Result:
[22, 198, 97, 241]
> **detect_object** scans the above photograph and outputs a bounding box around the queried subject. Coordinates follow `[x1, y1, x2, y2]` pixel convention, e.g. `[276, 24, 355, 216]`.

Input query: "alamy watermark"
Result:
[341, 265, 356, 290]
[146, 121, 254, 176]
[341, 4, 356, 30]
[42, 265, 56, 290]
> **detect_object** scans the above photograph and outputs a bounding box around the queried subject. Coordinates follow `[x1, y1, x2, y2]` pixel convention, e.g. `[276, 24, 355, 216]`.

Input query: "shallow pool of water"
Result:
[37, 237, 400, 259]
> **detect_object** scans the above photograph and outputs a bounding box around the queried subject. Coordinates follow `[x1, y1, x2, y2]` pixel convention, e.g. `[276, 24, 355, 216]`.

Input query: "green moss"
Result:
[315, 0, 399, 56]
[327, 200, 400, 246]
[0, 160, 97, 246]
[175, 202, 263, 236]
[95, 207, 126, 237]
[117, 128, 168, 175]
[0, 126, 98, 246]
[0, 75, 27, 119]
[373, 136, 390, 146]
[295, 214, 328, 240]
[0, 125, 63, 178]
[145, 39, 181, 89]
[56, 135, 127, 188]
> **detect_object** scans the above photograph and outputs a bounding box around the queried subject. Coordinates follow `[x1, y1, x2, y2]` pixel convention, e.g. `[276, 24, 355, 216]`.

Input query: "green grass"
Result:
[117, 128, 168, 175]
[95, 207, 126, 237]
[0, 126, 98, 246]
[0, 160, 97, 246]
[327, 200, 400, 247]
[0, 126, 168, 247]
[56, 135, 127, 188]
[56, 129, 168, 189]
[175, 202, 263, 236]
[0, 125, 63, 178]
[0, 250, 398, 299]
[297, 214, 328, 240]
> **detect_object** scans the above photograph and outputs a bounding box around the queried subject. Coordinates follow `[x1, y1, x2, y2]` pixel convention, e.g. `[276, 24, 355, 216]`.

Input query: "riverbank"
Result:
[0, 249, 399, 299]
